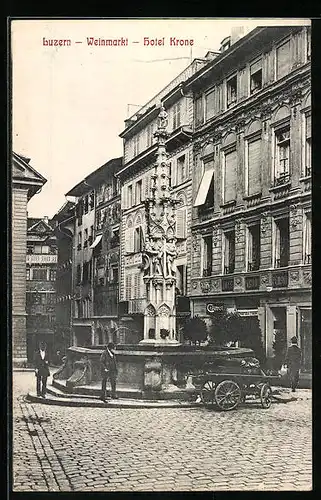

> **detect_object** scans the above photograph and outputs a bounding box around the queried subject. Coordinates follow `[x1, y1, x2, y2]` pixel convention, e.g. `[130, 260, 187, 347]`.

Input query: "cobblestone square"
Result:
[11, 371, 312, 492]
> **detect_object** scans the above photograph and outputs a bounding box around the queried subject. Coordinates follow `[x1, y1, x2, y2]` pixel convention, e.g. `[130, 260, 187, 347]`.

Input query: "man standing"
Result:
[34, 341, 50, 398]
[285, 336, 302, 392]
[100, 342, 118, 401]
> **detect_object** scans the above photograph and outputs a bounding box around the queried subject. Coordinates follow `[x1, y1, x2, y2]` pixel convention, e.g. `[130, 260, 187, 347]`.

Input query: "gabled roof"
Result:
[65, 156, 122, 198]
[12, 151, 47, 199]
[27, 218, 55, 233]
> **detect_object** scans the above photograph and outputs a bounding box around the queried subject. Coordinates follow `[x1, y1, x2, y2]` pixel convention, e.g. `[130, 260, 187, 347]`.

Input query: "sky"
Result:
[11, 18, 310, 219]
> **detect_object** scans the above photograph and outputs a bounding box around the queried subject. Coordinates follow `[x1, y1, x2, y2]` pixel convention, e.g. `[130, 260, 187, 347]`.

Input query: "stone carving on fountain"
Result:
[141, 105, 179, 344]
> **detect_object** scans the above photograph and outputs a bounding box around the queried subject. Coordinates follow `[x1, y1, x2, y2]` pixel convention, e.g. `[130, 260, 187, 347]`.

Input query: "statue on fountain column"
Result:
[157, 106, 168, 130]
[165, 239, 177, 278]
[142, 236, 163, 277]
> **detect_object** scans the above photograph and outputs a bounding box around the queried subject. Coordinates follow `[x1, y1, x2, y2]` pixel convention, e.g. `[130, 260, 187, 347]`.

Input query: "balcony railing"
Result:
[128, 298, 147, 314]
[274, 172, 290, 187]
[275, 257, 289, 268]
[222, 277, 234, 292]
[224, 264, 235, 275]
[245, 275, 260, 290]
[202, 266, 212, 277]
[272, 270, 289, 288]
[304, 254, 311, 264]
[248, 261, 260, 272]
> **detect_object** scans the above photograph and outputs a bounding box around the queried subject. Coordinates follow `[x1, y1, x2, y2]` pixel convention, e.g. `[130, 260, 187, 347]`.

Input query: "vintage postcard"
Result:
[11, 17, 312, 492]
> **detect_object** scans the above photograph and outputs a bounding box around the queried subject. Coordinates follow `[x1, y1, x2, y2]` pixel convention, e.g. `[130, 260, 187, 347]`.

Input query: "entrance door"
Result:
[300, 309, 312, 372]
[271, 307, 287, 369]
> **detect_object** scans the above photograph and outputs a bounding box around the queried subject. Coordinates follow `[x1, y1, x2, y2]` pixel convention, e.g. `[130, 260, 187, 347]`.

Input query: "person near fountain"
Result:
[100, 342, 118, 401]
[34, 341, 50, 398]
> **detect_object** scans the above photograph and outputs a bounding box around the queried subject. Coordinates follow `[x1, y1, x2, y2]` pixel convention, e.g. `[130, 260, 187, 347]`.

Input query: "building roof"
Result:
[65, 156, 122, 198]
[27, 217, 55, 232]
[12, 152, 47, 199]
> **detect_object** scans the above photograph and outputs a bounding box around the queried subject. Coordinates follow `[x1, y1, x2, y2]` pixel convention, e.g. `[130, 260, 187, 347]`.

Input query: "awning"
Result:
[194, 168, 214, 207]
[90, 234, 102, 249]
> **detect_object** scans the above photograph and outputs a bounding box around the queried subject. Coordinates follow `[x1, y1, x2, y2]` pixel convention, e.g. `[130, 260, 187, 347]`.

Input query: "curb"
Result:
[25, 392, 200, 409]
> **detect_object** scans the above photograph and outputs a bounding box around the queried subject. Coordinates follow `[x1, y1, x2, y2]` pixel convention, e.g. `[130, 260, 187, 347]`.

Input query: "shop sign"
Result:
[206, 303, 225, 314]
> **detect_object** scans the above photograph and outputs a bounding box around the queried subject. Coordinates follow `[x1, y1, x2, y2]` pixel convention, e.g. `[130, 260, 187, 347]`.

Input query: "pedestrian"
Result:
[284, 336, 302, 392]
[34, 341, 50, 398]
[100, 342, 118, 401]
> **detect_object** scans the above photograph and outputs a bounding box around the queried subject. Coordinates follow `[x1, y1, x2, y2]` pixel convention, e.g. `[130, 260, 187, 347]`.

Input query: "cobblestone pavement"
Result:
[12, 371, 312, 492]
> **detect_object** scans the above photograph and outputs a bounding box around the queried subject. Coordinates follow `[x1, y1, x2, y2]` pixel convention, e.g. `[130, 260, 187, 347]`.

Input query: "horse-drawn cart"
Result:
[191, 357, 273, 411]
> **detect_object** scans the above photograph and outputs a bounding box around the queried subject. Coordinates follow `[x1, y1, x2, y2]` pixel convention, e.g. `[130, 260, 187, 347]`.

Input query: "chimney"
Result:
[230, 26, 247, 45]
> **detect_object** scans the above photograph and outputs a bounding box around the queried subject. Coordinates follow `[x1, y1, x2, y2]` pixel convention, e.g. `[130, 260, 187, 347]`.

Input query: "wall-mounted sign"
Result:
[206, 303, 224, 314]
[238, 309, 258, 317]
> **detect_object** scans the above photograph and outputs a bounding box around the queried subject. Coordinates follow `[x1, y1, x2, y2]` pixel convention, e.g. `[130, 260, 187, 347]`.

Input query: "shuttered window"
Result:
[125, 228, 134, 252]
[134, 273, 140, 299]
[173, 102, 181, 130]
[195, 96, 204, 127]
[276, 40, 291, 79]
[247, 138, 262, 195]
[176, 208, 187, 239]
[205, 90, 215, 121]
[194, 161, 214, 207]
[125, 274, 132, 300]
[224, 149, 237, 202]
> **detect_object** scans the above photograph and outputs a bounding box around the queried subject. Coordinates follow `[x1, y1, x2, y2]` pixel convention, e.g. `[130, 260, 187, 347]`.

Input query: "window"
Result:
[176, 208, 187, 239]
[83, 261, 90, 283]
[125, 274, 132, 300]
[133, 135, 140, 156]
[32, 268, 48, 280]
[205, 89, 215, 121]
[303, 212, 311, 264]
[276, 40, 291, 79]
[77, 232, 82, 251]
[203, 160, 214, 208]
[223, 230, 235, 274]
[111, 266, 119, 283]
[26, 268, 30, 280]
[246, 137, 262, 195]
[173, 102, 181, 130]
[127, 185, 133, 208]
[306, 27, 311, 61]
[247, 223, 261, 271]
[250, 60, 262, 94]
[176, 155, 186, 185]
[76, 264, 81, 285]
[304, 113, 311, 176]
[194, 161, 215, 207]
[195, 96, 204, 127]
[274, 217, 290, 268]
[274, 126, 290, 184]
[89, 192, 95, 210]
[134, 273, 141, 299]
[135, 180, 142, 205]
[168, 162, 172, 187]
[83, 195, 89, 214]
[223, 149, 237, 203]
[146, 124, 153, 148]
[84, 228, 88, 248]
[76, 202, 83, 226]
[202, 235, 213, 277]
[176, 265, 187, 295]
[226, 75, 237, 108]
[89, 225, 94, 246]
[134, 227, 143, 252]
[49, 269, 56, 281]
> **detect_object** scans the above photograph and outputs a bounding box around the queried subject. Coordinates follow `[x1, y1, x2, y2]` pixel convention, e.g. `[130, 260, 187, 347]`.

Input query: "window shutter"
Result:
[276, 41, 291, 79]
[176, 208, 187, 239]
[144, 175, 151, 200]
[306, 114, 311, 139]
[224, 150, 237, 202]
[238, 67, 248, 101]
[215, 84, 223, 113]
[205, 90, 215, 121]
[248, 139, 262, 195]
[121, 186, 126, 209]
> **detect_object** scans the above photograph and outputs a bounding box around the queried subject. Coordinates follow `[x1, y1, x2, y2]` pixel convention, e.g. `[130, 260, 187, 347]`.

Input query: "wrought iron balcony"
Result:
[202, 266, 212, 277]
[224, 264, 235, 275]
[274, 172, 290, 187]
[304, 254, 311, 264]
[272, 270, 289, 288]
[222, 277, 234, 292]
[248, 261, 260, 272]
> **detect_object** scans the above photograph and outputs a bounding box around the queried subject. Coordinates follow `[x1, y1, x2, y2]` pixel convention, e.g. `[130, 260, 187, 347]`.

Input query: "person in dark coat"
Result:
[34, 341, 50, 398]
[100, 342, 118, 401]
[284, 336, 302, 392]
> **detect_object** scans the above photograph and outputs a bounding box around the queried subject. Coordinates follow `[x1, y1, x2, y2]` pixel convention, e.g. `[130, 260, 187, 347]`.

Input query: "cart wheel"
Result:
[214, 380, 241, 411]
[260, 383, 272, 409]
[200, 380, 216, 408]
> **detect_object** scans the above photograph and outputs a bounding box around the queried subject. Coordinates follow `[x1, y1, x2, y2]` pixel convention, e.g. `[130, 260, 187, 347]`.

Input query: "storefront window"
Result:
[300, 309, 312, 371]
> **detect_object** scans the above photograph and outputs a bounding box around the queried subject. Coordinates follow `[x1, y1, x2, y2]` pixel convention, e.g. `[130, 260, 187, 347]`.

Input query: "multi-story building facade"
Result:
[53, 201, 75, 354]
[12, 152, 47, 365]
[26, 217, 58, 361]
[184, 26, 311, 369]
[117, 57, 210, 341]
[65, 157, 122, 346]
